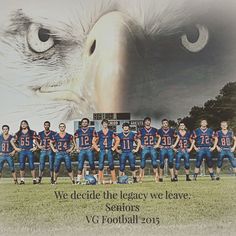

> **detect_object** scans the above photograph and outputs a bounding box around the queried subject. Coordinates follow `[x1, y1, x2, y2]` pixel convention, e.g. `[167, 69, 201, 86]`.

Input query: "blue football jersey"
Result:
[15, 130, 37, 150]
[38, 130, 56, 150]
[137, 127, 158, 147]
[158, 128, 177, 147]
[0, 134, 14, 153]
[176, 131, 192, 149]
[118, 132, 137, 152]
[216, 130, 234, 148]
[74, 127, 96, 149]
[193, 128, 215, 148]
[51, 133, 73, 151]
[97, 129, 116, 149]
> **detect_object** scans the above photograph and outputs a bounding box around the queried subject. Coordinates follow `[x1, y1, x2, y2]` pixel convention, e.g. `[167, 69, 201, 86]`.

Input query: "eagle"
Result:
[0, 0, 236, 130]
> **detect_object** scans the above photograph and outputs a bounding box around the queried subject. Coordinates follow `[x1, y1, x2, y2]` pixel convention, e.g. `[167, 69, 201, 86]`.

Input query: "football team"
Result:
[0, 117, 235, 184]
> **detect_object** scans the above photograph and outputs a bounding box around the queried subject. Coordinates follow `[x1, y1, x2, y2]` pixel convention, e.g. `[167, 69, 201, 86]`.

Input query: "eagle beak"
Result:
[81, 11, 145, 112]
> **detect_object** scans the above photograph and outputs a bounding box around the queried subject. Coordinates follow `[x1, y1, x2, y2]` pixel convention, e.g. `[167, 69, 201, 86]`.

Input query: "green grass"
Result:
[0, 176, 236, 236]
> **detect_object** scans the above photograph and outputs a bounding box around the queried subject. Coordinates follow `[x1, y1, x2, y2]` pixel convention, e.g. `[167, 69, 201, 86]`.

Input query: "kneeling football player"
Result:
[192, 120, 217, 180]
[0, 125, 18, 184]
[215, 121, 236, 180]
[116, 123, 141, 183]
[137, 117, 159, 182]
[173, 122, 195, 181]
[14, 120, 38, 184]
[50, 123, 75, 184]
[157, 119, 177, 182]
[74, 118, 97, 184]
[92, 119, 119, 184]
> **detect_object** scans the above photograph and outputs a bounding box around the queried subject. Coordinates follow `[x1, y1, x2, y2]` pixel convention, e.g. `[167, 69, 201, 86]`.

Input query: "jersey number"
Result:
[200, 135, 210, 145]
[162, 136, 172, 146]
[123, 139, 131, 150]
[58, 142, 68, 150]
[144, 136, 154, 146]
[2, 143, 9, 152]
[221, 137, 231, 146]
[179, 139, 188, 149]
[20, 137, 30, 146]
[80, 136, 90, 146]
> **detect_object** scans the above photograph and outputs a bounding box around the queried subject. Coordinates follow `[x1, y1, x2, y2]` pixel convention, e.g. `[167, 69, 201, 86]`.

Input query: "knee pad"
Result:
[130, 165, 135, 171]
[175, 164, 180, 170]
[152, 164, 158, 169]
[168, 162, 173, 169]
[90, 165, 95, 171]
[109, 165, 115, 171]
[185, 165, 190, 170]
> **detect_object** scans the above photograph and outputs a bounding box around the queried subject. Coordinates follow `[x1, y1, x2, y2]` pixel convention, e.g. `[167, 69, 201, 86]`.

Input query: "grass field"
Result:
[0, 176, 236, 236]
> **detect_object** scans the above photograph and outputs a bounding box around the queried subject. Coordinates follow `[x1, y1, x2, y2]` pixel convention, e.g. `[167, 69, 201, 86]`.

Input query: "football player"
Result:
[192, 120, 217, 180]
[0, 125, 18, 184]
[157, 119, 177, 182]
[74, 118, 97, 184]
[116, 123, 141, 183]
[50, 123, 75, 184]
[37, 121, 56, 184]
[215, 121, 236, 180]
[14, 120, 38, 184]
[173, 122, 195, 181]
[92, 119, 119, 184]
[137, 117, 159, 182]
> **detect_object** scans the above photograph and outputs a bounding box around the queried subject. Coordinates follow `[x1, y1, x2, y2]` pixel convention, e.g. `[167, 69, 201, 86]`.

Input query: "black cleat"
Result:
[159, 178, 163, 182]
[133, 177, 138, 183]
[186, 178, 192, 181]
[216, 177, 220, 181]
[19, 180, 25, 185]
[72, 180, 75, 184]
[171, 178, 176, 182]
[33, 179, 37, 184]
[174, 177, 178, 182]
[14, 179, 18, 184]
[51, 178, 54, 184]
[38, 176, 42, 184]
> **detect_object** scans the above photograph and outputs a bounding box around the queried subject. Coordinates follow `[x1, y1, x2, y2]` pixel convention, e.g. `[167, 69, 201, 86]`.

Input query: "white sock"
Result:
[93, 174, 98, 180]
[20, 178, 24, 181]
[77, 175, 82, 182]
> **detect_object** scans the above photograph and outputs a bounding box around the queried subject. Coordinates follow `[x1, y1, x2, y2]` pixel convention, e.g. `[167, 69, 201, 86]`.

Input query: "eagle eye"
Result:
[27, 24, 55, 53]
[181, 24, 209, 53]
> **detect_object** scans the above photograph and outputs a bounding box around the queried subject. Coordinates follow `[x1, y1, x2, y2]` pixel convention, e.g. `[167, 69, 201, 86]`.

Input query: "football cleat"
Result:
[133, 177, 138, 183]
[38, 176, 42, 184]
[33, 179, 37, 184]
[216, 177, 220, 181]
[159, 178, 163, 182]
[14, 179, 18, 184]
[19, 180, 25, 185]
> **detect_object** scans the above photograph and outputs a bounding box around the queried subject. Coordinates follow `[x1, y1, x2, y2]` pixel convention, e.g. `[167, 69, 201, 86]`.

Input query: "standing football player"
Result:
[74, 118, 97, 184]
[137, 117, 159, 182]
[116, 123, 141, 183]
[92, 119, 119, 184]
[0, 125, 18, 184]
[157, 119, 177, 182]
[37, 121, 56, 184]
[50, 123, 75, 184]
[14, 120, 38, 184]
[192, 119, 217, 180]
[173, 122, 195, 181]
[215, 121, 236, 180]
